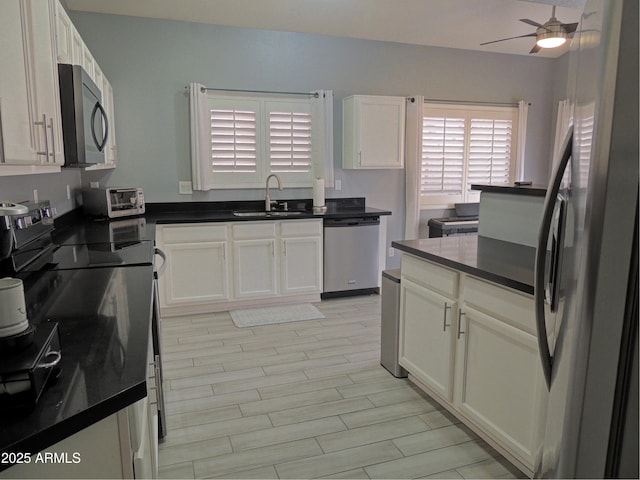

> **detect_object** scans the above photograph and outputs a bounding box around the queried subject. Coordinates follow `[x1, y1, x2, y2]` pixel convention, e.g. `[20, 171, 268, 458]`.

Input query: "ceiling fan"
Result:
[480, 6, 579, 54]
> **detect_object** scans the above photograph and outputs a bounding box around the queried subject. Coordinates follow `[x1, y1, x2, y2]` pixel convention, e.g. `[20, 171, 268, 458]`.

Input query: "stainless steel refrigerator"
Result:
[534, 0, 638, 477]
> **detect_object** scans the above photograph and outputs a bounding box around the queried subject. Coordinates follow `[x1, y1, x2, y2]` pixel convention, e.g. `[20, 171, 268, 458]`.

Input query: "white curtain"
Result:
[404, 95, 424, 240]
[515, 100, 529, 182]
[189, 82, 212, 191]
[310, 90, 334, 187]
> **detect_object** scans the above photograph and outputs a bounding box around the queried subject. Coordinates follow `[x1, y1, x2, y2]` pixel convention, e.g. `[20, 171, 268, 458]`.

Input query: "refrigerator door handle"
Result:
[535, 126, 573, 390]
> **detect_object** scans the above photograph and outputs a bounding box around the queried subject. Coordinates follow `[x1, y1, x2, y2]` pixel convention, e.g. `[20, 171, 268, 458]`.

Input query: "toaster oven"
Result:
[82, 187, 145, 219]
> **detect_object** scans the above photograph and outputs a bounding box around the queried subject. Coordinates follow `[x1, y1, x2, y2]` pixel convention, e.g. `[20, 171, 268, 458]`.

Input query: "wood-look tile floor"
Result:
[158, 295, 526, 479]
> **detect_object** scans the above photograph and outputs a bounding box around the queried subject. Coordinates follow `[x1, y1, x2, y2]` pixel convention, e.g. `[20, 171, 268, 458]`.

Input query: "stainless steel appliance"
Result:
[380, 269, 407, 378]
[534, 0, 638, 477]
[152, 248, 167, 439]
[322, 216, 379, 297]
[0, 201, 61, 409]
[0, 201, 55, 277]
[82, 187, 145, 219]
[58, 64, 108, 167]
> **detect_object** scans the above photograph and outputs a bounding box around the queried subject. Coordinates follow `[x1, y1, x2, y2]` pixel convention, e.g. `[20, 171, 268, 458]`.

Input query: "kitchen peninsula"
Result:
[391, 183, 548, 477]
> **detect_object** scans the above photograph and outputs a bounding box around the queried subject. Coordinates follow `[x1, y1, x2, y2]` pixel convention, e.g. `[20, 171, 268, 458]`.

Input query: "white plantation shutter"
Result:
[210, 108, 257, 172]
[467, 118, 512, 185]
[421, 116, 465, 195]
[269, 111, 312, 172]
[420, 103, 519, 207]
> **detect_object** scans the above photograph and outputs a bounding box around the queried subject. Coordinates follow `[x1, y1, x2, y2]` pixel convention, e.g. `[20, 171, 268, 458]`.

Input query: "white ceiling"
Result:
[65, 0, 584, 58]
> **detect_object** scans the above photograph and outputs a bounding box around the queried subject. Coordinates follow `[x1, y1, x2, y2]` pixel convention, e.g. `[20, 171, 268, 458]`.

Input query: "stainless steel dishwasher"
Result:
[322, 216, 380, 298]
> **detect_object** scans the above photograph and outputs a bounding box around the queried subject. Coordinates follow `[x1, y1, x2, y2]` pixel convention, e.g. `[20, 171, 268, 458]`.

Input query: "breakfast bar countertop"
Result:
[392, 235, 536, 295]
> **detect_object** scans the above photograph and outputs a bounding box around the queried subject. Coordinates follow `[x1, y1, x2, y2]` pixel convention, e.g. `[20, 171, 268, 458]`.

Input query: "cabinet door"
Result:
[455, 305, 546, 468]
[233, 239, 277, 298]
[399, 278, 456, 401]
[54, 0, 73, 63]
[162, 241, 229, 307]
[281, 237, 322, 294]
[343, 95, 405, 169]
[31, 0, 65, 165]
[0, 1, 40, 164]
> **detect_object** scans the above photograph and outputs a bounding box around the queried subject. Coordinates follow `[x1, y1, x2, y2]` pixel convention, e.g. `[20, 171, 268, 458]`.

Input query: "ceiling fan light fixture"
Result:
[536, 32, 567, 48]
[536, 21, 568, 48]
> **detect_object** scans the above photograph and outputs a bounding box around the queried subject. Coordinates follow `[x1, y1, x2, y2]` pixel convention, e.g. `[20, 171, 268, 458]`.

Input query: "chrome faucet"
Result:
[265, 174, 283, 211]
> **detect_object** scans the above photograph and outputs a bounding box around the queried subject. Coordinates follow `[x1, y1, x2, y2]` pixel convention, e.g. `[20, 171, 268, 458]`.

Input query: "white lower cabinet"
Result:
[156, 224, 229, 307]
[279, 219, 323, 295]
[399, 253, 547, 476]
[455, 305, 544, 469]
[156, 219, 323, 315]
[233, 238, 278, 298]
[399, 278, 456, 401]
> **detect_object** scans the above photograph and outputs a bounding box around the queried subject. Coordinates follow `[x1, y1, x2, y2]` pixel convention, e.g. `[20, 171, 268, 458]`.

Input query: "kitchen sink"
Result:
[232, 211, 305, 217]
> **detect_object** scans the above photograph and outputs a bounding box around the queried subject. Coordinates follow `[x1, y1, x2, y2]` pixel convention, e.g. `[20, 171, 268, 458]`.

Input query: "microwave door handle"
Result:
[534, 125, 573, 390]
[98, 102, 109, 151]
[90, 102, 109, 152]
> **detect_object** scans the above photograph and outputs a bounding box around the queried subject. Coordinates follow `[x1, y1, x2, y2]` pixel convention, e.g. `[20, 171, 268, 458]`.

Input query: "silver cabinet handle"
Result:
[37, 350, 61, 369]
[443, 302, 451, 331]
[35, 114, 49, 159]
[47, 117, 56, 162]
[457, 310, 466, 339]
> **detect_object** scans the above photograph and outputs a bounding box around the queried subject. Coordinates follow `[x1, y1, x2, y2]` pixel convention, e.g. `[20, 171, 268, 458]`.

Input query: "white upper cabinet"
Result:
[0, 0, 64, 170]
[343, 95, 405, 169]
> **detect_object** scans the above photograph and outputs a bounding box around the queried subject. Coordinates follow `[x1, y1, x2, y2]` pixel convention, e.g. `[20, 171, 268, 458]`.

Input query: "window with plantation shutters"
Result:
[421, 103, 518, 207]
[211, 108, 257, 173]
[265, 100, 313, 183]
[205, 94, 314, 188]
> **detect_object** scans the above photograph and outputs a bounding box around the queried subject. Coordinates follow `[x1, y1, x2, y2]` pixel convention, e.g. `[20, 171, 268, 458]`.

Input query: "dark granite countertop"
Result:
[145, 197, 391, 224]
[392, 235, 536, 295]
[471, 183, 547, 197]
[0, 265, 154, 464]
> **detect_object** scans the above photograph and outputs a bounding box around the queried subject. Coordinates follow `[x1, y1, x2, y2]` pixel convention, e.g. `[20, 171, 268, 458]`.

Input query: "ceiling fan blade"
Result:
[563, 22, 579, 34]
[520, 18, 544, 28]
[529, 44, 542, 54]
[480, 32, 537, 46]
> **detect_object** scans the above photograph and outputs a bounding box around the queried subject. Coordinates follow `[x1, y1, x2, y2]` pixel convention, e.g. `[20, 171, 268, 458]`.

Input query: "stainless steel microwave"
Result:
[82, 187, 145, 219]
[58, 64, 108, 167]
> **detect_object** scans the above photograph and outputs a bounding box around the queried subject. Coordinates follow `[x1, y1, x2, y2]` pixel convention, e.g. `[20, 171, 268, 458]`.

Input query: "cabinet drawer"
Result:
[161, 224, 228, 243]
[401, 254, 458, 298]
[280, 219, 322, 237]
[233, 221, 276, 240]
[463, 275, 535, 334]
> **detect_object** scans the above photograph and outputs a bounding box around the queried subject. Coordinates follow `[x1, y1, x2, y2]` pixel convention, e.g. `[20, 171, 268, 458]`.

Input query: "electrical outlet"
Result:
[90, 181, 99, 189]
[335, 179, 342, 191]
[33, 189, 38, 202]
[179, 181, 193, 195]
[66, 185, 71, 200]
[388, 247, 395, 257]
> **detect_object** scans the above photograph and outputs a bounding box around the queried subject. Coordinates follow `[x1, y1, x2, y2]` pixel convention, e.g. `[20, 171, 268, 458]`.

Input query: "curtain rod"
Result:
[193, 86, 320, 98]
[407, 97, 530, 107]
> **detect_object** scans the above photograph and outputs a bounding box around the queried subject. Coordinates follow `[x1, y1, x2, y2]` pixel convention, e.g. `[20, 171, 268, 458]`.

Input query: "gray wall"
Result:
[1, 11, 566, 269]
[0, 169, 82, 216]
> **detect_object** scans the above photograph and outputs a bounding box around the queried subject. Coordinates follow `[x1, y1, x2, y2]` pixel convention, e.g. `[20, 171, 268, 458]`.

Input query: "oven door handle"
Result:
[154, 247, 167, 279]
